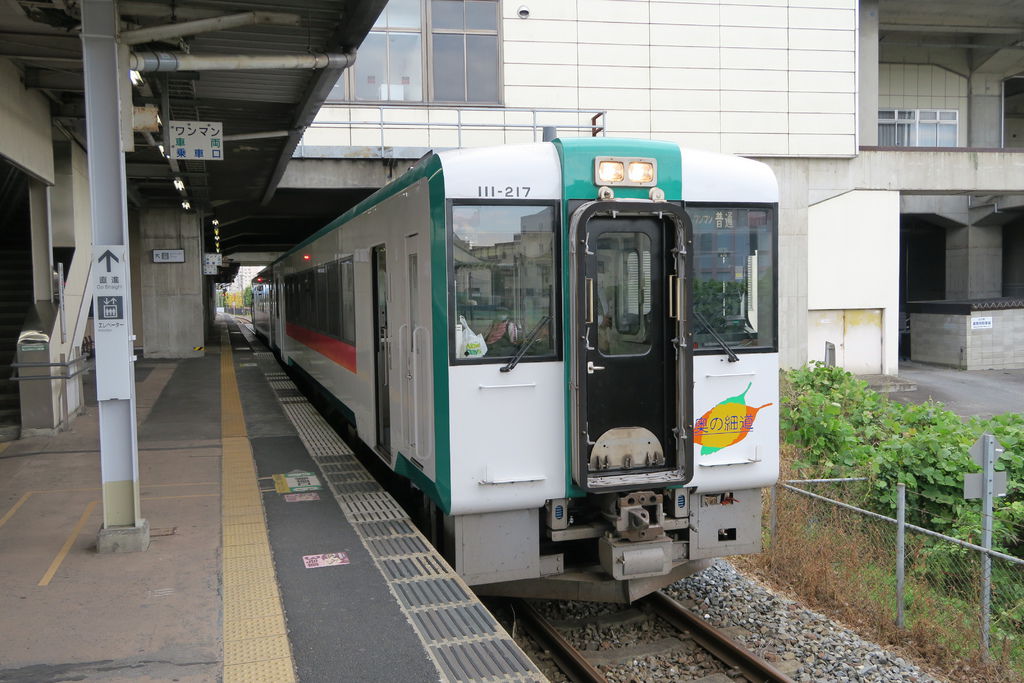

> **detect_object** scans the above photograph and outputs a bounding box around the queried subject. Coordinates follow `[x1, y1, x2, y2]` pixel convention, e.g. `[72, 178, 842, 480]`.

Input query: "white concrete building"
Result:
[291, 0, 1024, 374]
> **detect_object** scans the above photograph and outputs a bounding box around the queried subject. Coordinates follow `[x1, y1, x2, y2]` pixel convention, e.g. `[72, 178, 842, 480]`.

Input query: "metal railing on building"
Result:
[297, 105, 607, 158]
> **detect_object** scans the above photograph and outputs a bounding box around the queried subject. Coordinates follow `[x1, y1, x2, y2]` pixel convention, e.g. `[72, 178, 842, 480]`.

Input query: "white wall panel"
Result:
[723, 111, 789, 133]
[578, 21, 651, 44]
[652, 88, 721, 111]
[650, 2, 720, 25]
[721, 47, 789, 70]
[789, 91, 855, 113]
[788, 113, 855, 134]
[789, 27, 855, 51]
[650, 45, 720, 68]
[788, 6, 855, 29]
[503, 19, 576, 42]
[650, 24, 720, 47]
[788, 49, 856, 72]
[579, 87, 650, 109]
[722, 90, 789, 112]
[579, 65, 651, 88]
[504, 63, 578, 87]
[722, 69, 789, 91]
[578, 0, 650, 22]
[651, 110, 722, 131]
[578, 43, 651, 67]
[503, 2, 577, 20]
[719, 26, 788, 49]
[790, 70, 855, 92]
[720, 4, 788, 27]
[504, 41, 579, 64]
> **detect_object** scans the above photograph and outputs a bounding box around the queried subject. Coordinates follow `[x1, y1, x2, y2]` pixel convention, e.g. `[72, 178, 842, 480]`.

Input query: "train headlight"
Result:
[596, 160, 624, 184]
[627, 161, 655, 184]
[594, 156, 657, 187]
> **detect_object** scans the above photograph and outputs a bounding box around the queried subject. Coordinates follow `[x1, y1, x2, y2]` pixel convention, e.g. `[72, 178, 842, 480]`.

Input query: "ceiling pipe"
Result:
[222, 130, 294, 141]
[129, 51, 355, 72]
[120, 11, 302, 46]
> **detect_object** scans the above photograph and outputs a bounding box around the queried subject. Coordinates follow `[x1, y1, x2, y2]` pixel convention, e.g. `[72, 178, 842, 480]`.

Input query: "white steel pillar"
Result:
[82, 0, 149, 552]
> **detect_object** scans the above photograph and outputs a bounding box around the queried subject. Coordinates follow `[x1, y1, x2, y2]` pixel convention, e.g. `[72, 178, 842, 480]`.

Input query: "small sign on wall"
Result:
[152, 249, 185, 263]
[971, 316, 994, 330]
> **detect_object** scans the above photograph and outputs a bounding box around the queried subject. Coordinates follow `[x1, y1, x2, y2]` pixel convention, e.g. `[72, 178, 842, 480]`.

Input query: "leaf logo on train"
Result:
[694, 383, 773, 455]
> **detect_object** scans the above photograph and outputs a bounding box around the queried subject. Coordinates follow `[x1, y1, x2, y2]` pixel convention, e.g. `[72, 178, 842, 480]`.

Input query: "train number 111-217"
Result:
[477, 185, 531, 198]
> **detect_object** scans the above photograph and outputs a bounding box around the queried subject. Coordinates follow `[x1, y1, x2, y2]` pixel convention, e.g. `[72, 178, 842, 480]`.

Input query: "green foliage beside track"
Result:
[782, 363, 1024, 556]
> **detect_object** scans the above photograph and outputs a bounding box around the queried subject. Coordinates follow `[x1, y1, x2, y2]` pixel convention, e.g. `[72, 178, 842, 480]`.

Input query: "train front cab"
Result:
[471, 140, 779, 603]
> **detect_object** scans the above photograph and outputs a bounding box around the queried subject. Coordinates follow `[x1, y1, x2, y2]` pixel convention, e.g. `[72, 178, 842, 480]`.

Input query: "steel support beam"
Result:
[120, 11, 301, 46]
[81, 0, 149, 552]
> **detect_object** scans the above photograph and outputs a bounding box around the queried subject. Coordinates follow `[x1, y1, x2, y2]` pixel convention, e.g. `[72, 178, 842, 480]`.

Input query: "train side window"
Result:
[450, 203, 558, 363]
[340, 258, 356, 345]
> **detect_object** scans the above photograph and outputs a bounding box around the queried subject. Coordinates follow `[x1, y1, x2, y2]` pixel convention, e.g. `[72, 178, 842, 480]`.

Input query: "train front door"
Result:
[574, 205, 692, 489]
[372, 244, 391, 456]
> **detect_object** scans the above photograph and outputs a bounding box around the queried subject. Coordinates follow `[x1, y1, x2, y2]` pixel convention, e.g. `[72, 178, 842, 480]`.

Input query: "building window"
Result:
[878, 109, 958, 147]
[329, 0, 500, 104]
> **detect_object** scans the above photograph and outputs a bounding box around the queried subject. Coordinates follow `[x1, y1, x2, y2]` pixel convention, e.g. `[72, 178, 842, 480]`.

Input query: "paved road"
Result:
[889, 361, 1024, 419]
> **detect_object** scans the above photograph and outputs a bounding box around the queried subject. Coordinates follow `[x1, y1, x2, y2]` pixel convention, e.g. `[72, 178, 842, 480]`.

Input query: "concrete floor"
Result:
[888, 361, 1024, 419]
[0, 359, 222, 682]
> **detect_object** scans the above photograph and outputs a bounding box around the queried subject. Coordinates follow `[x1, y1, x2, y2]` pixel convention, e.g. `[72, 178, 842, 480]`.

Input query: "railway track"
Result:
[507, 592, 795, 683]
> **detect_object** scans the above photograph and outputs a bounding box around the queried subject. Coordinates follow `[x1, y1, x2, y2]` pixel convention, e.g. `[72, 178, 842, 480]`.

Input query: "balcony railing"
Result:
[297, 105, 607, 158]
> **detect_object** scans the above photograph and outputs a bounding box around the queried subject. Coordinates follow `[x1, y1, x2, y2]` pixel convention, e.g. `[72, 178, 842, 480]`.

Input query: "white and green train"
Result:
[252, 138, 779, 602]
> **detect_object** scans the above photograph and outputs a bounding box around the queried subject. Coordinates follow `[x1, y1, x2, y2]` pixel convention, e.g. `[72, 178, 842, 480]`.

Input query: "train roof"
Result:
[263, 138, 778, 269]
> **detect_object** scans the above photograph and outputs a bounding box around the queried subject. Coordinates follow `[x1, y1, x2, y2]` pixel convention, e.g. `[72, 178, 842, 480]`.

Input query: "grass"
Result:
[735, 444, 1024, 683]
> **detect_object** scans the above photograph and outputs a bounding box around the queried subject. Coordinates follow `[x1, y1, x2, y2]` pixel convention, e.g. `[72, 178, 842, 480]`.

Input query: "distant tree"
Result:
[243, 286, 253, 307]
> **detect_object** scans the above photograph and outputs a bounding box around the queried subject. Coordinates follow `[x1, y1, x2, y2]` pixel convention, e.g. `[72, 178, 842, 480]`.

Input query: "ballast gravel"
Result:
[505, 560, 939, 682]
[665, 561, 938, 682]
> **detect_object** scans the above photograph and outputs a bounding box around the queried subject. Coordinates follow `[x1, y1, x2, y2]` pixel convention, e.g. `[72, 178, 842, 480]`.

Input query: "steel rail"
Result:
[643, 591, 795, 683]
[508, 598, 606, 683]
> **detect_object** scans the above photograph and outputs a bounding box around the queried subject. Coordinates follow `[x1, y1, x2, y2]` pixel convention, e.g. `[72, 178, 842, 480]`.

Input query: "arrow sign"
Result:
[98, 249, 119, 273]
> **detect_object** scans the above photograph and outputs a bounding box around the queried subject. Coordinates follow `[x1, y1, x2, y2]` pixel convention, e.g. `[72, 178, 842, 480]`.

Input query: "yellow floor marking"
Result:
[38, 500, 98, 586]
[0, 492, 34, 530]
[0, 442, 9, 454]
[220, 328, 296, 683]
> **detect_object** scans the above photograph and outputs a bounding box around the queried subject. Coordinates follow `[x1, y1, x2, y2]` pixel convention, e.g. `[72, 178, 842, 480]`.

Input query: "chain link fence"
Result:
[765, 479, 1024, 680]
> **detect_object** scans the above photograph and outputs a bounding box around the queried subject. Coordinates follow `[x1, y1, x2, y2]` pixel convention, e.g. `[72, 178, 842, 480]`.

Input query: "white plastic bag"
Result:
[459, 315, 487, 357]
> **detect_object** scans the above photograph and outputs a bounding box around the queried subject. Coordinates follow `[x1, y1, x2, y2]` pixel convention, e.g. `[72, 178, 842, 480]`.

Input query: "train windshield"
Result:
[687, 205, 776, 352]
[450, 203, 558, 363]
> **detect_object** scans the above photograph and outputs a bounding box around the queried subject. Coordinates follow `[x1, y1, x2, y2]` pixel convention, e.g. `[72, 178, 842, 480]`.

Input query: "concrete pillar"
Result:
[968, 72, 1003, 148]
[858, 0, 879, 147]
[758, 157, 811, 369]
[946, 222, 1002, 299]
[28, 181, 51, 302]
[139, 208, 205, 358]
[128, 209, 145, 350]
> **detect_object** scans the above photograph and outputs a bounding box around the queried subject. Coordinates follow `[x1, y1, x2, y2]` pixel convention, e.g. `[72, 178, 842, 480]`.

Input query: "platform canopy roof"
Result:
[0, 0, 387, 264]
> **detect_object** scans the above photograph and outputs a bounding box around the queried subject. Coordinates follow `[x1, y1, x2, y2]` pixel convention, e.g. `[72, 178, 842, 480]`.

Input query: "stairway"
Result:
[0, 250, 33, 440]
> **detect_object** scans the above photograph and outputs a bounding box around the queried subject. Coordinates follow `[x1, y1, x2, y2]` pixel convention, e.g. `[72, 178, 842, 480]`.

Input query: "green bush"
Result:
[781, 363, 1024, 555]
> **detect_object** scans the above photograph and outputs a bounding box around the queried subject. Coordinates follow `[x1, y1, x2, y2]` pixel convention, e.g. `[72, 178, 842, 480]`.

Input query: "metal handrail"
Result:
[299, 105, 607, 157]
[10, 355, 93, 382]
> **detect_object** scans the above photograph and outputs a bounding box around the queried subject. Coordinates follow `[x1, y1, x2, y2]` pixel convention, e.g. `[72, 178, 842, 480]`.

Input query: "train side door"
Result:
[574, 205, 693, 490]
[372, 244, 391, 456]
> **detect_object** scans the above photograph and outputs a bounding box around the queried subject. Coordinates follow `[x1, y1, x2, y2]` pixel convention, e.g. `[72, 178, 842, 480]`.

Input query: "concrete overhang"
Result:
[803, 149, 1024, 205]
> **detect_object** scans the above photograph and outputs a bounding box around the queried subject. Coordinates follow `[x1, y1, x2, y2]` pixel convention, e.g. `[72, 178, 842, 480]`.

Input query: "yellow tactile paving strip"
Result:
[220, 330, 296, 683]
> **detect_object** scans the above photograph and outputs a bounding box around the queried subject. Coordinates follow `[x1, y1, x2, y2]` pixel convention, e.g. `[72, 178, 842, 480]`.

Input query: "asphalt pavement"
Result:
[888, 361, 1024, 419]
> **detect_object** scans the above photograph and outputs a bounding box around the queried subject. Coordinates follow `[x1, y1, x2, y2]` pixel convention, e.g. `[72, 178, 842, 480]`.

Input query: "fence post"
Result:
[896, 483, 905, 629]
[769, 485, 777, 547]
[981, 433, 995, 657]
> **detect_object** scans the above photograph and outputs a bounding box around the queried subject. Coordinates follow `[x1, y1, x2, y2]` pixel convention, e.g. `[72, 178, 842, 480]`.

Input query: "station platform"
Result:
[0, 316, 542, 683]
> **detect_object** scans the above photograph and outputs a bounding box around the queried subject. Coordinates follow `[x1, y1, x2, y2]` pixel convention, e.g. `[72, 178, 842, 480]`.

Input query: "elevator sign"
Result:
[169, 120, 224, 161]
[93, 245, 133, 400]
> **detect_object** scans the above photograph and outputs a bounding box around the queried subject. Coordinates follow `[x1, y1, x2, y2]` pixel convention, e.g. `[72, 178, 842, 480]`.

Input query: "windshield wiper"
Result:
[500, 315, 551, 373]
[693, 310, 739, 363]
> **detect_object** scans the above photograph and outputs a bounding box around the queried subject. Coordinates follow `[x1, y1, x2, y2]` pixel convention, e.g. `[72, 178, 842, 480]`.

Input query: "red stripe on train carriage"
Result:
[286, 322, 357, 373]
